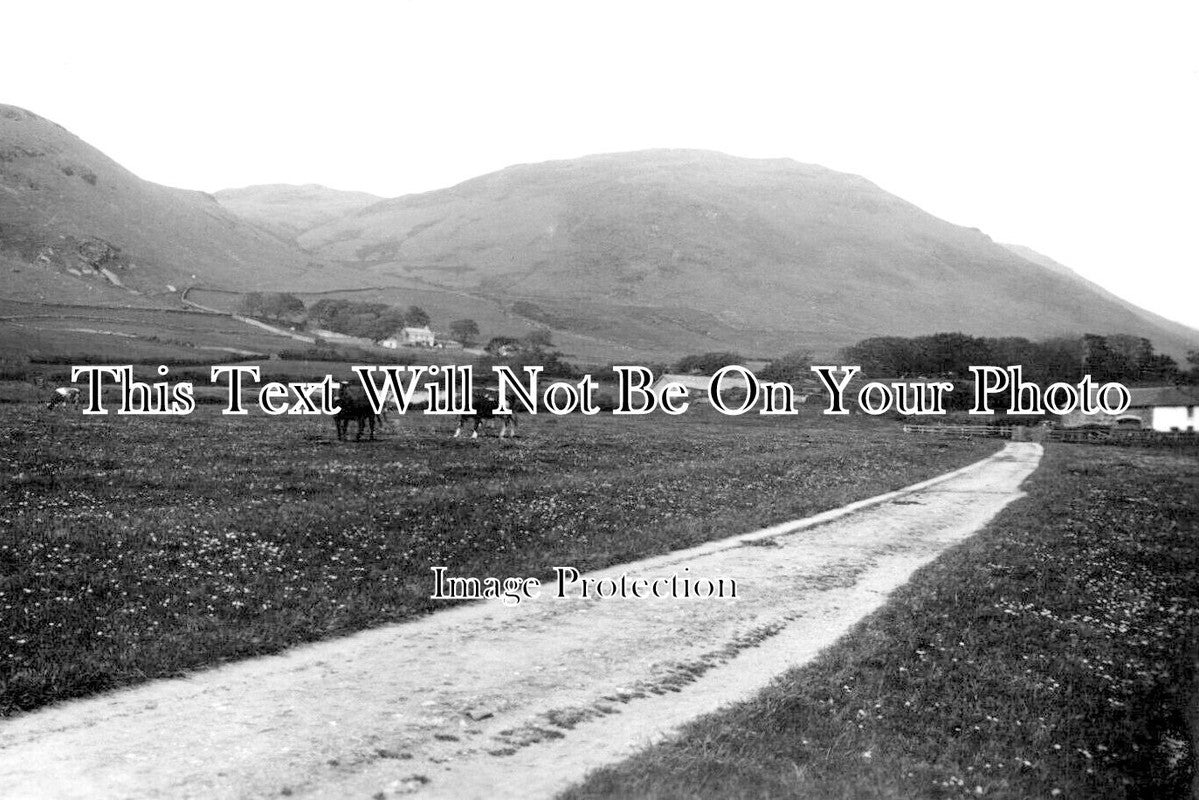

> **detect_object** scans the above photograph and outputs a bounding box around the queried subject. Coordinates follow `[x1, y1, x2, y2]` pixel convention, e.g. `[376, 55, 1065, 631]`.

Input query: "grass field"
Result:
[561, 443, 1199, 799]
[0, 399, 1000, 716]
[0, 301, 304, 361]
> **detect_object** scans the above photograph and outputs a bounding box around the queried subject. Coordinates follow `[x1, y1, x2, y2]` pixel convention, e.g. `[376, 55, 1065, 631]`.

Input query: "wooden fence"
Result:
[903, 423, 1198, 449]
[902, 424, 1012, 439]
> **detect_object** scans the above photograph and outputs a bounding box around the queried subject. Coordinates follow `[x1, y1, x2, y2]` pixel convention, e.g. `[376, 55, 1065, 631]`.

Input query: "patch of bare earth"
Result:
[0, 444, 1042, 799]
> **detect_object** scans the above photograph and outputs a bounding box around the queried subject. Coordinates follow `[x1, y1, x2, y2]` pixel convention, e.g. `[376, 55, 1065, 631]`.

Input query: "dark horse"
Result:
[454, 390, 518, 439]
[334, 382, 376, 441]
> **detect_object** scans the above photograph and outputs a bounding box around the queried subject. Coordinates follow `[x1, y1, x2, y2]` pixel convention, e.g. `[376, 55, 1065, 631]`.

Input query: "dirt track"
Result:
[0, 442, 1043, 799]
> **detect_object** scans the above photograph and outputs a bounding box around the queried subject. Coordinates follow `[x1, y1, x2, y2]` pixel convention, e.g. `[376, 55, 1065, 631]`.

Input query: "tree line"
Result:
[672, 332, 1198, 386]
[237, 293, 480, 346]
[840, 332, 1186, 384]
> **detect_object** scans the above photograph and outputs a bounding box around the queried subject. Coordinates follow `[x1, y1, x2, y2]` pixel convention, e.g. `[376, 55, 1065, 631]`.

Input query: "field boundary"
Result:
[180, 287, 319, 344]
[903, 423, 1012, 438]
[904, 422, 1198, 447]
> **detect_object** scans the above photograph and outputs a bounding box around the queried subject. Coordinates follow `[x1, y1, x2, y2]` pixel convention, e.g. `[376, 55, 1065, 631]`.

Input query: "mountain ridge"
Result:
[999, 242, 1199, 345]
[2, 104, 1195, 360]
[291, 149, 1199, 357]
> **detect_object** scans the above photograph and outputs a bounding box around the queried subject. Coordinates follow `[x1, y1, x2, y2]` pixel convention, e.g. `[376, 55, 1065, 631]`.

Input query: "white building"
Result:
[1062, 385, 1198, 432]
[380, 326, 436, 348]
[402, 326, 436, 347]
[649, 373, 750, 406]
[1122, 386, 1199, 432]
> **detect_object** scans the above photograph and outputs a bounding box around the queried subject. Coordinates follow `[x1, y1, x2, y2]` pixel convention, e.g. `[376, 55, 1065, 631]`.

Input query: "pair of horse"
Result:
[333, 383, 517, 441]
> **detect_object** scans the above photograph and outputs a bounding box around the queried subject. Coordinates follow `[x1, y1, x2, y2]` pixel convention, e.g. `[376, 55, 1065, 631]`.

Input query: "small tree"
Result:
[449, 319, 480, 346]
[366, 309, 408, 341]
[1182, 350, 1199, 385]
[405, 306, 430, 327]
[260, 293, 305, 322]
[674, 351, 744, 375]
[238, 292, 304, 322]
[485, 336, 521, 355]
[759, 349, 814, 383]
[307, 298, 349, 328]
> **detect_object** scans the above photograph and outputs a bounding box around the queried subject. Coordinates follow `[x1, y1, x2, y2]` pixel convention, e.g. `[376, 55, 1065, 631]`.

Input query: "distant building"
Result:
[403, 326, 436, 347]
[1061, 385, 1199, 432]
[1121, 387, 1199, 432]
[650, 373, 751, 407]
[380, 326, 436, 348]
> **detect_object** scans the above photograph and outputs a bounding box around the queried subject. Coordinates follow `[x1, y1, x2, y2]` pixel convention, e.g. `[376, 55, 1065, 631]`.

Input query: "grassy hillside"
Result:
[4, 104, 1195, 363]
[0, 105, 376, 298]
[299, 150, 1199, 358]
[0, 299, 321, 363]
[214, 184, 381, 240]
[1001, 242, 1199, 350]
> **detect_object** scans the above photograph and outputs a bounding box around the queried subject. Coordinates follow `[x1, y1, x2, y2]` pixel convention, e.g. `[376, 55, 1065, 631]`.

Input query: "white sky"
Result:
[4, 1, 1197, 329]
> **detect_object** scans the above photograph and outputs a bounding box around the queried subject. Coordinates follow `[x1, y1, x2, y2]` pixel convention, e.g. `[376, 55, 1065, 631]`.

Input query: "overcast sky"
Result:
[4, 1, 1197, 329]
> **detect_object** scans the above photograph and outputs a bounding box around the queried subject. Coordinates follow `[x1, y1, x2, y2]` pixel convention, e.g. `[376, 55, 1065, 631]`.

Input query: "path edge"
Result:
[590, 442, 1040, 578]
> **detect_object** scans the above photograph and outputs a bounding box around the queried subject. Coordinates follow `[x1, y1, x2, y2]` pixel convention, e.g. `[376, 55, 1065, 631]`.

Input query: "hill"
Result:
[2, 105, 1195, 362]
[214, 184, 381, 241]
[1001, 242, 1198, 343]
[298, 149, 1199, 358]
[0, 104, 371, 303]
[998, 243, 1081, 279]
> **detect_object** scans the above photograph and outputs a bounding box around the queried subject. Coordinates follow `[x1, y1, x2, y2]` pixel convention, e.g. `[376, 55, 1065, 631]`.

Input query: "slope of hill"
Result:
[3, 104, 1195, 362]
[298, 150, 1199, 357]
[0, 104, 371, 301]
[1000, 242, 1198, 350]
[214, 184, 381, 241]
[999, 243, 1080, 278]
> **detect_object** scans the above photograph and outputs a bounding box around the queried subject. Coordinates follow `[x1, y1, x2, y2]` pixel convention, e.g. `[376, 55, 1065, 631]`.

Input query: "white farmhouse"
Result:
[379, 326, 436, 348]
[1120, 386, 1199, 432]
[402, 326, 436, 347]
[1061, 385, 1198, 431]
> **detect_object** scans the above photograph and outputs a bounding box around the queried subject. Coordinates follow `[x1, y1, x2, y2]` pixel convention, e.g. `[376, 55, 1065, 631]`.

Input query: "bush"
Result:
[760, 349, 814, 383]
[674, 351, 744, 375]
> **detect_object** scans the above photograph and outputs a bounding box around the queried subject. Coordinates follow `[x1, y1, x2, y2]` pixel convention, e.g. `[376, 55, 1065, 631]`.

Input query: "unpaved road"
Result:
[0, 443, 1043, 799]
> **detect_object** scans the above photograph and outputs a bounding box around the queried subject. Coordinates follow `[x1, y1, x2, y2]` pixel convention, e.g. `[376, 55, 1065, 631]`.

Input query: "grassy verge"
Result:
[561, 444, 1199, 799]
[0, 402, 999, 716]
